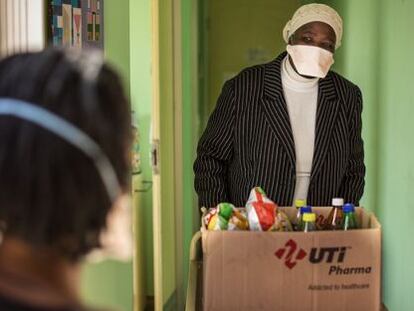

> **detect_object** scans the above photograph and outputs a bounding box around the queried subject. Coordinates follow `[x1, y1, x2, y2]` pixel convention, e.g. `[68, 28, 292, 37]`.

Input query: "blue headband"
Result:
[0, 98, 121, 203]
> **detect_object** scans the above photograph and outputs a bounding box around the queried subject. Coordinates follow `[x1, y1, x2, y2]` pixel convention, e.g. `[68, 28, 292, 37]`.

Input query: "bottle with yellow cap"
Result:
[302, 212, 316, 232]
[293, 199, 307, 231]
[295, 205, 312, 231]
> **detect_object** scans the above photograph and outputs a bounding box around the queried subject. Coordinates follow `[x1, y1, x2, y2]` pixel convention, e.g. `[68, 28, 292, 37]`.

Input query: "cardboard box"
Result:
[202, 207, 381, 311]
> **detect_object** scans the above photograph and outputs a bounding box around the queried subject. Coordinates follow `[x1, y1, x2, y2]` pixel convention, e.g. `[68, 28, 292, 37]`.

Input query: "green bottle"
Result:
[343, 203, 358, 230]
[302, 212, 316, 232]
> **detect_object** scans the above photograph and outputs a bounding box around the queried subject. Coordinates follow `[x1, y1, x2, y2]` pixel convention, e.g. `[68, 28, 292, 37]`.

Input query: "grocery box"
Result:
[201, 207, 381, 311]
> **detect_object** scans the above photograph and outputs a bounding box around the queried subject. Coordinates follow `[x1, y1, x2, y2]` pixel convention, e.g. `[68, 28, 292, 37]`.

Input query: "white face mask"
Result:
[286, 44, 334, 78]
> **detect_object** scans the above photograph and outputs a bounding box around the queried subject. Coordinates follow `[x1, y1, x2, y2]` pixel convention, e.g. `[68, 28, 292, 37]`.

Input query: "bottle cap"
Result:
[300, 205, 312, 214]
[343, 203, 355, 213]
[332, 198, 344, 206]
[295, 199, 306, 208]
[303, 212, 316, 222]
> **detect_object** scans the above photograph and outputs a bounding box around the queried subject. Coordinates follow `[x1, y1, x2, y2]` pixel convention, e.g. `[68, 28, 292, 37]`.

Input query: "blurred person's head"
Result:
[0, 48, 131, 309]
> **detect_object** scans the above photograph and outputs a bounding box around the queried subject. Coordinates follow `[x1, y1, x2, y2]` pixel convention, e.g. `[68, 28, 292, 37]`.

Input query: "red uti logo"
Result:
[274, 239, 307, 269]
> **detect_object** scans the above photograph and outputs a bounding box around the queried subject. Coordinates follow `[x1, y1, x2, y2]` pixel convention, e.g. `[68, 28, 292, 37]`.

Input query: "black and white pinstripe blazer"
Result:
[194, 52, 365, 208]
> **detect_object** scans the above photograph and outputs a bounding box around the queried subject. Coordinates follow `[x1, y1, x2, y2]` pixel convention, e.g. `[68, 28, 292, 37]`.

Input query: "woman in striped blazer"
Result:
[194, 4, 365, 208]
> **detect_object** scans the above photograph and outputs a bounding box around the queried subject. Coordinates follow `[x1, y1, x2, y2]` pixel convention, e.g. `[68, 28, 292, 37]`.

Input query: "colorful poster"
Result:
[49, 0, 103, 49]
[72, 8, 82, 47]
[50, 0, 82, 48]
[81, 0, 104, 49]
[62, 4, 72, 45]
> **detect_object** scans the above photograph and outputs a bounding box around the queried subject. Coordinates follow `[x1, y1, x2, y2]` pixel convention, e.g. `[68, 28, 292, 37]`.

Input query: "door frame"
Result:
[150, 1, 164, 310]
[151, 0, 200, 309]
[151, 0, 182, 310]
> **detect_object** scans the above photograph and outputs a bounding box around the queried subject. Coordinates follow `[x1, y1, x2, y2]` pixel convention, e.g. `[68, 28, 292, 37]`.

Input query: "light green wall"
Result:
[375, 0, 414, 309]
[337, 0, 379, 213]
[129, 0, 154, 298]
[206, 0, 300, 114]
[302, 0, 414, 309]
[81, 1, 133, 311]
[102, 0, 131, 98]
[81, 261, 133, 311]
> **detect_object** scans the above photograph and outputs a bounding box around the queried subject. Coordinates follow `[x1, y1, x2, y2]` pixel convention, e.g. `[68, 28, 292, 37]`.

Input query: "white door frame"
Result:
[151, 0, 183, 310]
[150, 1, 163, 310]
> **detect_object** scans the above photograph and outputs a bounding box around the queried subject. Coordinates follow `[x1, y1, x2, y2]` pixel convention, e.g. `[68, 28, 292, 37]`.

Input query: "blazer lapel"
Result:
[260, 52, 341, 178]
[260, 52, 296, 168]
[310, 73, 340, 181]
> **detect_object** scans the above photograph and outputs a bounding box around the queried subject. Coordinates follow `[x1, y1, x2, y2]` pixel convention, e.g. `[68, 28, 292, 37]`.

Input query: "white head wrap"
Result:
[283, 3, 343, 49]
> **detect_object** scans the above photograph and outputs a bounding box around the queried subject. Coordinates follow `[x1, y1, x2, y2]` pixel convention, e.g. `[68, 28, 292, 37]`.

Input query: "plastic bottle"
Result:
[294, 199, 307, 231]
[302, 213, 316, 232]
[326, 198, 344, 230]
[343, 203, 358, 230]
[296, 205, 312, 231]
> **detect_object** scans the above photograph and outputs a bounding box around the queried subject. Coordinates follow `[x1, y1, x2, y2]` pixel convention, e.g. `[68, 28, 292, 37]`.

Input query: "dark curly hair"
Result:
[0, 48, 131, 261]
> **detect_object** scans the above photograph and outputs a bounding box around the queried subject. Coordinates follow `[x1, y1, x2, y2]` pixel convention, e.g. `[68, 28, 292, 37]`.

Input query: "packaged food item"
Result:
[205, 203, 234, 231]
[245, 187, 277, 231]
[272, 210, 293, 232]
[228, 209, 249, 231]
[204, 207, 218, 230]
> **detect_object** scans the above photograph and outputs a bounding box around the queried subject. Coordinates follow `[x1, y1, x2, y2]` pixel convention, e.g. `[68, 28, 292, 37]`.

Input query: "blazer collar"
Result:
[261, 51, 340, 180]
[262, 51, 338, 102]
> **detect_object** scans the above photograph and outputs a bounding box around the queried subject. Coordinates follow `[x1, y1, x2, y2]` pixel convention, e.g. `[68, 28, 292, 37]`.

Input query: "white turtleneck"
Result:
[281, 55, 319, 204]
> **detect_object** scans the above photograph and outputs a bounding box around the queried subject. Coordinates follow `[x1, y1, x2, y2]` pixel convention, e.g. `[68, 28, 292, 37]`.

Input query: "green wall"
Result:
[375, 0, 414, 309]
[81, 1, 133, 311]
[129, 0, 154, 298]
[81, 261, 133, 311]
[302, 0, 414, 309]
[206, 0, 300, 115]
[103, 0, 131, 98]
